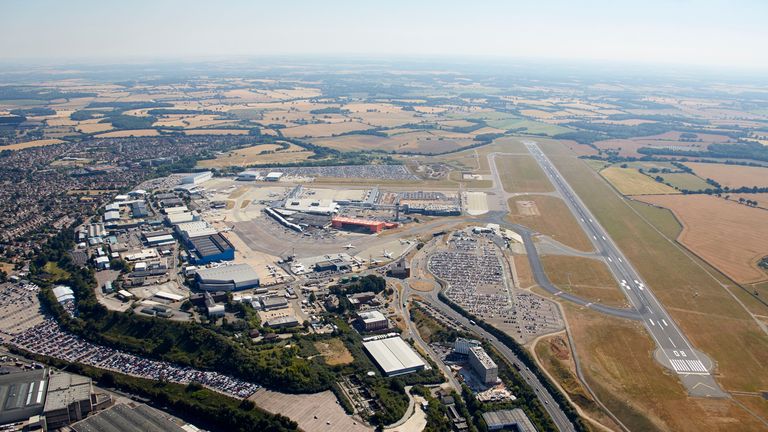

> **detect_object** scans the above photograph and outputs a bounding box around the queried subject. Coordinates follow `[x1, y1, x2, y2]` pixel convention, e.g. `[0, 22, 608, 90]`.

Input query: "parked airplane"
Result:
[382, 250, 393, 259]
[344, 244, 355, 249]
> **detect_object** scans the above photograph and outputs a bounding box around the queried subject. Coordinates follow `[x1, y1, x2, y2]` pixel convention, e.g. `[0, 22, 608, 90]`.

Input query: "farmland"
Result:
[495, 155, 554, 193]
[311, 130, 474, 154]
[506, 195, 593, 252]
[0, 138, 65, 150]
[684, 162, 768, 188]
[599, 167, 679, 195]
[197, 143, 315, 168]
[637, 194, 768, 284]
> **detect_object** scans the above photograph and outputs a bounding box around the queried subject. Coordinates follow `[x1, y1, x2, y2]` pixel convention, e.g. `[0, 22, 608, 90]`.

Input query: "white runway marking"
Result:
[662, 319, 669, 327]
[607, 257, 612, 262]
[649, 319, 655, 326]
[668, 337, 677, 348]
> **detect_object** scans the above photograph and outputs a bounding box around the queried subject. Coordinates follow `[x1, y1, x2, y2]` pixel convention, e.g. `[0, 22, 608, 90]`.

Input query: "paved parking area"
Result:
[250, 388, 372, 432]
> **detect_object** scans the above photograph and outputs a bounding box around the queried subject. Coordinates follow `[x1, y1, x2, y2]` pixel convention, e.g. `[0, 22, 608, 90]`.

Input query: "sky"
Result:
[2, 0, 767, 71]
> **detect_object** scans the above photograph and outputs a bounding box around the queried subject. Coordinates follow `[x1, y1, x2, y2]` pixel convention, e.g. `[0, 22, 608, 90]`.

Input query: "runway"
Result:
[521, 142, 726, 398]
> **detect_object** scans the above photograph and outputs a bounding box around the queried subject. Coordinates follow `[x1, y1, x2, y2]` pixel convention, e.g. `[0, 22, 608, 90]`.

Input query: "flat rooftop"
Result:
[0, 369, 47, 425]
[189, 233, 234, 257]
[44, 372, 91, 412]
[482, 408, 536, 432]
[72, 403, 186, 432]
[469, 346, 497, 370]
[196, 264, 259, 284]
[363, 337, 425, 376]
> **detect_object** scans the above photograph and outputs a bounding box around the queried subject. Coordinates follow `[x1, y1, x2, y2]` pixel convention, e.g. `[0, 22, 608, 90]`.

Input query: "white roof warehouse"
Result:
[362, 336, 426, 377]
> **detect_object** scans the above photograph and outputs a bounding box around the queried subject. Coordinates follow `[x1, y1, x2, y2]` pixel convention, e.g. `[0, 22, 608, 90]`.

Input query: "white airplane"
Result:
[344, 244, 355, 249]
[370, 258, 381, 265]
[382, 250, 393, 259]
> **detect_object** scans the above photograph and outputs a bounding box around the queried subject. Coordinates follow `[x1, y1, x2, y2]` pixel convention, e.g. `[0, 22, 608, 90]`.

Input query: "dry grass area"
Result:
[94, 129, 160, 138]
[512, 255, 535, 288]
[684, 162, 768, 188]
[537, 138, 768, 403]
[506, 195, 593, 252]
[637, 194, 768, 284]
[313, 338, 354, 366]
[409, 279, 436, 292]
[495, 155, 554, 193]
[281, 121, 373, 138]
[561, 304, 766, 432]
[1, 139, 65, 150]
[600, 167, 679, 195]
[533, 334, 622, 432]
[197, 143, 314, 168]
[540, 256, 628, 308]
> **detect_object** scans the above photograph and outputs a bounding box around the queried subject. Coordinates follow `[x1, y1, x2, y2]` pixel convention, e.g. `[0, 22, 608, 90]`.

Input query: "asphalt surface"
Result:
[523, 141, 726, 398]
[416, 288, 578, 432]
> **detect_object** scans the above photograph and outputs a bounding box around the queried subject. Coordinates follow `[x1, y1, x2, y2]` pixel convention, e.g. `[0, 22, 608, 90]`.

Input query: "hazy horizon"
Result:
[2, 0, 767, 72]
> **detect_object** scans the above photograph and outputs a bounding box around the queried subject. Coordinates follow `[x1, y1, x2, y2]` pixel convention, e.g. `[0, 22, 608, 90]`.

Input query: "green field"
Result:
[495, 154, 554, 193]
[487, 118, 572, 135]
[657, 172, 710, 191]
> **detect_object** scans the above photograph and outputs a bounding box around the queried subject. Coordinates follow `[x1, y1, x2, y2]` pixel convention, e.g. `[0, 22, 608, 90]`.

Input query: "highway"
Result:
[416, 288, 578, 432]
[523, 141, 726, 397]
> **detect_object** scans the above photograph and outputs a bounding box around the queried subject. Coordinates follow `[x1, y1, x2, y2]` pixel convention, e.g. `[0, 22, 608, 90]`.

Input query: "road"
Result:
[523, 141, 726, 397]
[416, 288, 578, 432]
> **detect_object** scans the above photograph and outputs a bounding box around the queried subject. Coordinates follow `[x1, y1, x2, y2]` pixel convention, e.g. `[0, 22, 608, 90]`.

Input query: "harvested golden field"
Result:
[540, 256, 628, 308]
[727, 193, 768, 209]
[495, 155, 554, 193]
[197, 143, 313, 168]
[280, 121, 373, 138]
[313, 338, 354, 366]
[76, 121, 113, 134]
[520, 109, 557, 119]
[600, 167, 679, 195]
[684, 162, 768, 188]
[1, 139, 65, 150]
[153, 114, 237, 129]
[94, 129, 160, 138]
[506, 195, 593, 252]
[312, 130, 474, 154]
[637, 194, 768, 284]
[183, 129, 250, 135]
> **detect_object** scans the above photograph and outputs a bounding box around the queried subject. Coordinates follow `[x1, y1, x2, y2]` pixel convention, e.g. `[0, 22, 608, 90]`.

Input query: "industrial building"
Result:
[131, 201, 149, 218]
[454, 337, 482, 355]
[265, 172, 283, 181]
[261, 296, 289, 310]
[205, 292, 225, 318]
[165, 211, 195, 225]
[314, 257, 352, 273]
[482, 408, 537, 432]
[347, 291, 378, 308]
[331, 216, 397, 234]
[236, 170, 260, 181]
[195, 264, 260, 291]
[175, 220, 218, 240]
[388, 259, 410, 278]
[265, 316, 299, 328]
[187, 233, 235, 265]
[181, 171, 213, 185]
[72, 403, 187, 432]
[0, 369, 48, 426]
[357, 310, 389, 331]
[44, 372, 111, 429]
[468, 346, 498, 385]
[362, 336, 426, 377]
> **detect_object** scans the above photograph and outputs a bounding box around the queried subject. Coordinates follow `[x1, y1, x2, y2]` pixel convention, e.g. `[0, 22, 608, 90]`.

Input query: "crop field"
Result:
[313, 338, 354, 366]
[94, 129, 160, 138]
[280, 121, 374, 138]
[656, 172, 710, 191]
[637, 194, 768, 284]
[540, 256, 628, 308]
[153, 114, 237, 129]
[312, 130, 474, 154]
[506, 195, 593, 252]
[1, 139, 65, 150]
[599, 167, 679, 195]
[183, 129, 250, 135]
[538, 138, 768, 399]
[684, 162, 768, 188]
[495, 155, 554, 193]
[198, 143, 314, 168]
[727, 193, 768, 209]
[486, 118, 572, 135]
[76, 121, 113, 134]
